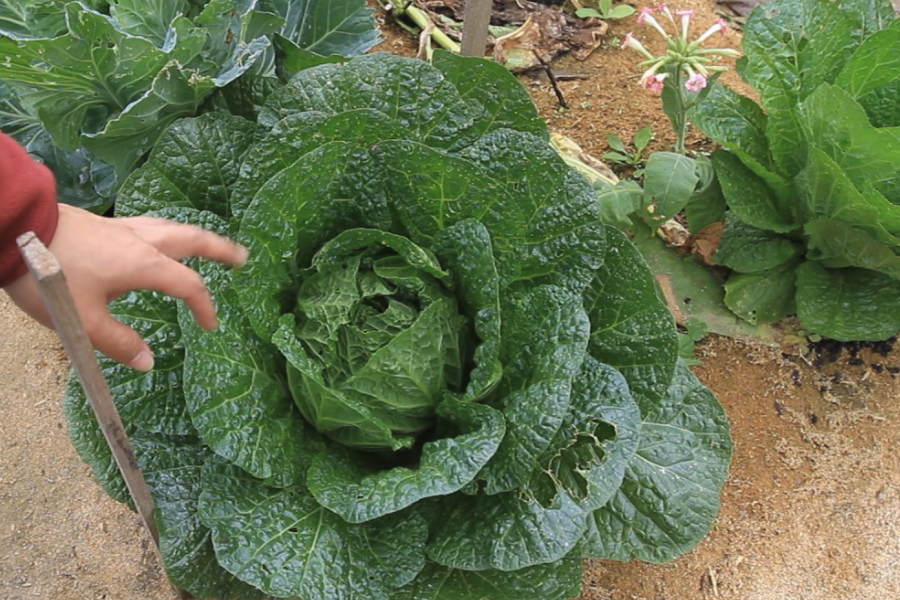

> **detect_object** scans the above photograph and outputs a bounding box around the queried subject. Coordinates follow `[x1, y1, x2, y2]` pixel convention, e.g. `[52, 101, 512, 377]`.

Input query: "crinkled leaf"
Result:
[431, 50, 547, 140]
[62, 376, 133, 507]
[430, 220, 502, 401]
[199, 458, 427, 600]
[477, 285, 590, 494]
[584, 227, 678, 405]
[275, 313, 405, 452]
[118, 112, 263, 218]
[714, 212, 803, 273]
[723, 260, 800, 326]
[712, 149, 798, 233]
[535, 357, 642, 513]
[796, 262, 900, 341]
[134, 435, 265, 600]
[307, 397, 505, 523]
[581, 360, 732, 563]
[180, 260, 321, 488]
[379, 131, 605, 295]
[260, 54, 481, 149]
[392, 556, 582, 600]
[427, 358, 641, 571]
[235, 141, 357, 340]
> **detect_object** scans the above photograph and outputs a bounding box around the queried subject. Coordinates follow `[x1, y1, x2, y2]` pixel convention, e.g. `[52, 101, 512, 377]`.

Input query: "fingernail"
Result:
[236, 245, 249, 265]
[130, 350, 155, 372]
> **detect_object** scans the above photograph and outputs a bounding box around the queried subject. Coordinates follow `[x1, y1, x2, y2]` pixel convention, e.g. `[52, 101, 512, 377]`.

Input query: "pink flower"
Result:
[676, 9, 694, 39]
[685, 72, 708, 92]
[641, 72, 668, 94]
[695, 18, 729, 44]
[636, 7, 671, 39]
[620, 32, 655, 59]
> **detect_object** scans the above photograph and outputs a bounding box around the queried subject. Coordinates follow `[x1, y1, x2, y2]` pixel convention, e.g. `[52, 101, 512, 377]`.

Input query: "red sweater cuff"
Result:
[0, 132, 58, 288]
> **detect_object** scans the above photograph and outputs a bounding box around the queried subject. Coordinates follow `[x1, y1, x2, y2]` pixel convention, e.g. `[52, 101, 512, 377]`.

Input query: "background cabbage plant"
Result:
[65, 52, 732, 600]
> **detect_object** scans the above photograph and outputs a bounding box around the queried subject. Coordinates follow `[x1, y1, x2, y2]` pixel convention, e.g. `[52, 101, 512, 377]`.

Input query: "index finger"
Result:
[121, 217, 249, 267]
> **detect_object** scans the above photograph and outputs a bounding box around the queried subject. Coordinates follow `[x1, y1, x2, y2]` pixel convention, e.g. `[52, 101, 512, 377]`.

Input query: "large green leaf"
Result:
[688, 83, 770, 169]
[740, 0, 856, 171]
[430, 220, 503, 402]
[235, 141, 358, 340]
[262, 0, 380, 57]
[723, 260, 800, 326]
[134, 435, 265, 600]
[431, 50, 547, 140]
[584, 227, 678, 405]
[795, 146, 900, 244]
[712, 149, 798, 233]
[581, 360, 732, 563]
[306, 397, 505, 523]
[118, 112, 263, 218]
[260, 53, 482, 150]
[392, 556, 582, 600]
[805, 218, 900, 278]
[477, 285, 591, 494]
[796, 262, 900, 341]
[714, 212, 803, 273]
[642, 152, 699, 226]
[199, 459, 428, 600]
[798, 84, 900, 204]
[427, 359, 641, 571]
[379, 132, 605, 295]
[835, 19, 900, 100]
[180, 260, 322, 488]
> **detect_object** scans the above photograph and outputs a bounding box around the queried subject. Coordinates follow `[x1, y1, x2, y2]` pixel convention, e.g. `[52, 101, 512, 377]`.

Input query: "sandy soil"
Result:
[2, 2, 900, 599]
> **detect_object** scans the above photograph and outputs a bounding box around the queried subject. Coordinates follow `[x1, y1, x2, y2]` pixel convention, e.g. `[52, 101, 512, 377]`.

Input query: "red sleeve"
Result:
[0, 132, 59, 287]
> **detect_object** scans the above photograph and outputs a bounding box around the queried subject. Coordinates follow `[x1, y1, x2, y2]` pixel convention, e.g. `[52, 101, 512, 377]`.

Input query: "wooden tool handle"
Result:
[17, 232, 191, 600]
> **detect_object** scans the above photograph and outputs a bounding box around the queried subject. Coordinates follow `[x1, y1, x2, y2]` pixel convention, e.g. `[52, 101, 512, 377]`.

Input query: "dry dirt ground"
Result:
[3, 1, 900, 599]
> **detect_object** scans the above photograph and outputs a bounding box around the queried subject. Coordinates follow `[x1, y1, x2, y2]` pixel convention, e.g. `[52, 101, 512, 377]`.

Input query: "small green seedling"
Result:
[604, 125, 654, 177]
[576, 0, 637, 20]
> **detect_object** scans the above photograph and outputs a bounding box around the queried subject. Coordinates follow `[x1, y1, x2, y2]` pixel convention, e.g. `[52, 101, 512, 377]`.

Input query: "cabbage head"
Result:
[64, 52, 732, 600]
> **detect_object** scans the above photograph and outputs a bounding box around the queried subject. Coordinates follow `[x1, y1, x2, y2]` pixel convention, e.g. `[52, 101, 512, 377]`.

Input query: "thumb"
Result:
[88, 313, 155, 371]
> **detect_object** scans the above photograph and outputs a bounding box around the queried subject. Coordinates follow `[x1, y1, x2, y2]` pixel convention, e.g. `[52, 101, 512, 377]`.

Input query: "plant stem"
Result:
[671, 69, 687, 154]
[391, 1, 462, 54]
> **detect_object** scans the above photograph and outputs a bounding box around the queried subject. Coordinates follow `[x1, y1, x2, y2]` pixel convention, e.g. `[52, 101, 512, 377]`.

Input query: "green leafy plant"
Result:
[689, 0, 900, 341]
[576, 0, 636, 21]
[603, 125, 653, 176]
[0, 0, 380, 209]
[65, 52, 732, 600]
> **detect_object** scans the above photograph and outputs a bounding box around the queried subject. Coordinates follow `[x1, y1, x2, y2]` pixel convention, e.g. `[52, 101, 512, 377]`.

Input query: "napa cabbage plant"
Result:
[64, 52, 732, 600]
[689, 0, 900, 341]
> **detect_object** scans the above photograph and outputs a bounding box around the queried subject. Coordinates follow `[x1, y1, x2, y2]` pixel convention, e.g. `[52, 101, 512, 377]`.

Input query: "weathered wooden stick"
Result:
[460, 0, 493, 57]
[17, 232, 191, 600]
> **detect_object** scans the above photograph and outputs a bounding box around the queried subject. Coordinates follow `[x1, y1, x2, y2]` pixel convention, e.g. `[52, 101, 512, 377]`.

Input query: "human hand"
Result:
[5, 204, 248, 371]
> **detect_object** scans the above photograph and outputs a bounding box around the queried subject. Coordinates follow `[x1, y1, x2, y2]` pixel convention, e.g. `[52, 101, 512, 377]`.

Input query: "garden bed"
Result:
[1, 1, 899, 599]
